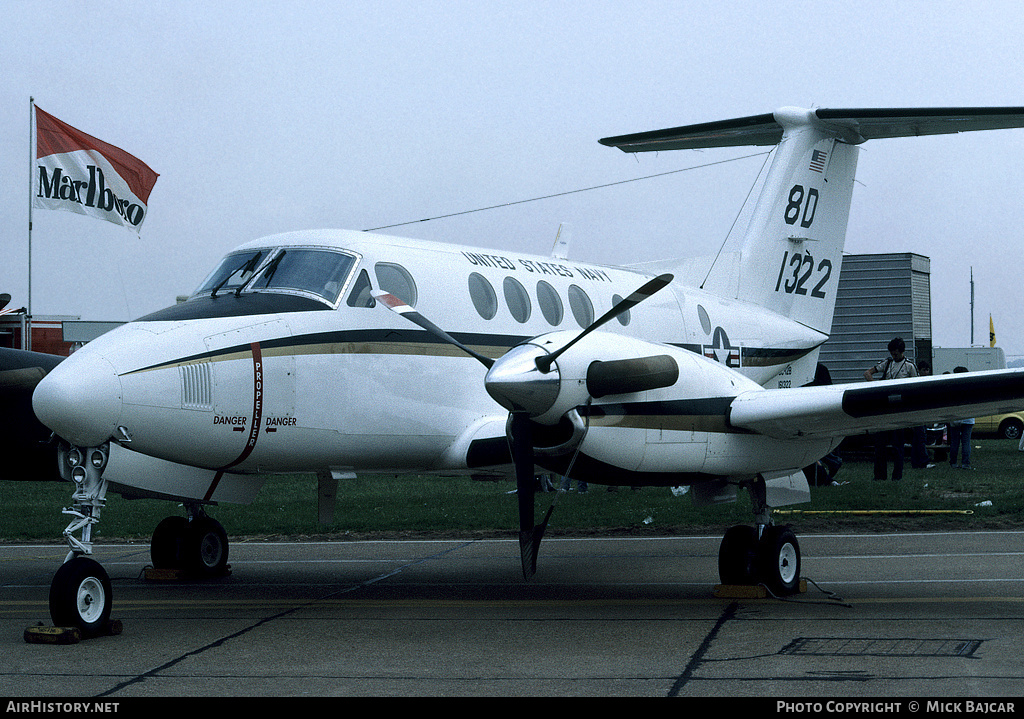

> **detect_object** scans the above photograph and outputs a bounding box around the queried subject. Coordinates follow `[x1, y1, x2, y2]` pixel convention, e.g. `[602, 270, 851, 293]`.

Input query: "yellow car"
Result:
[972, 411, 1024, 440]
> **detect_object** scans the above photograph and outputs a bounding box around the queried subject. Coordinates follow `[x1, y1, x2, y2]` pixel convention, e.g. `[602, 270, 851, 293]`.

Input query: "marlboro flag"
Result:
[33, 106, 159, 232]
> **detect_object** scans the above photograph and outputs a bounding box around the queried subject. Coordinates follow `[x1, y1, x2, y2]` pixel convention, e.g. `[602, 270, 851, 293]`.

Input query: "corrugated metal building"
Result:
[819, 253, 932, 383]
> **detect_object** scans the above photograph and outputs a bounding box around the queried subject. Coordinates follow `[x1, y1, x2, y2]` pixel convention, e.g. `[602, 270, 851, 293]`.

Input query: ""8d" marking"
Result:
[784, 184, 818, 228]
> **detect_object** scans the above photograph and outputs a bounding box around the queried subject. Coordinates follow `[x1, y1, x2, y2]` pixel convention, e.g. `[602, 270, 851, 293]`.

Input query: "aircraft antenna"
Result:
[700, 147, 774, 290]
[363, 152, 769, 232]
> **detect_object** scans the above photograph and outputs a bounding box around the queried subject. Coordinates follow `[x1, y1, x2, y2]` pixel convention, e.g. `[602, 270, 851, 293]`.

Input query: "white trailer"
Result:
[931, 346, 1006, 374]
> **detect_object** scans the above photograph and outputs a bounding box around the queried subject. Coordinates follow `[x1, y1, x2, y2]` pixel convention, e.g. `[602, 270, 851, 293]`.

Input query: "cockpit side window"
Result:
[194, 250, 267, 297]
[347, 269, 375, 308]
[249, 248, 356, 305]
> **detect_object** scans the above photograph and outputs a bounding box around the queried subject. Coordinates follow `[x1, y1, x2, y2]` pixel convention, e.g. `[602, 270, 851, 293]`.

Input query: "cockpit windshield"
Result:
[193, 247, 357, 306]
[248, 249, 357, 304]
[194, 250, 267, 297]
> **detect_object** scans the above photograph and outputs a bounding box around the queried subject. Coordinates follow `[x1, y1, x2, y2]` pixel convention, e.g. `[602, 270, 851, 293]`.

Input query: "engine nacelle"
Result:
[485, 330, 762, 425]
[488, 331, 835, 480]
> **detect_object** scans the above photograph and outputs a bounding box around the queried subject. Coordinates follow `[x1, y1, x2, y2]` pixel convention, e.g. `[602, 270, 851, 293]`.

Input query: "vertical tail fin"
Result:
[600, 106, 1024, 335]
[732, 108, 859, 334]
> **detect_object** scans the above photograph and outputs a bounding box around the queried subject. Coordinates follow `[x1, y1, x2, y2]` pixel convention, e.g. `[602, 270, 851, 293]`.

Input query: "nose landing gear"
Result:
[44, 443, 116, 638]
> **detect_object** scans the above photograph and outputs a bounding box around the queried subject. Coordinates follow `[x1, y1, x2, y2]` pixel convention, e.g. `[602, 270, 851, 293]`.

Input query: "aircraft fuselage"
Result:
[34, 228, 829, 489]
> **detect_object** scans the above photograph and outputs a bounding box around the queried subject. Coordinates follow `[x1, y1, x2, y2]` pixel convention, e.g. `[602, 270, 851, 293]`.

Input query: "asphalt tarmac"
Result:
[2, 532, 1024, 698]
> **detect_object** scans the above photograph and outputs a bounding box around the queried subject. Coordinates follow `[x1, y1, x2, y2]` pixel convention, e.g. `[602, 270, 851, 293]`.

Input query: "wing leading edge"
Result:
[729, 369, 1024, 440]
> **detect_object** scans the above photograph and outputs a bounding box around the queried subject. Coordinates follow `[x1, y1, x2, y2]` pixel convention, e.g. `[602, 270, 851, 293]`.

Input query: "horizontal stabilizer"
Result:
[600, 112, 781, 151]
[730, 369, 1024, 440]
[600, 106, 1024, 152]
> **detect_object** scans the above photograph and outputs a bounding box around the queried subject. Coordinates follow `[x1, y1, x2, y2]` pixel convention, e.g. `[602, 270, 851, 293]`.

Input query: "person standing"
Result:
[911, 361, 935, 469]
[948, 366, 975, 469]
[864, 337, 918, 480]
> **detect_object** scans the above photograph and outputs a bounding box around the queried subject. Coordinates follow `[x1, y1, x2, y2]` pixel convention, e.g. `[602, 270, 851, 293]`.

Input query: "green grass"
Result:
[4, 439, 1024, 543]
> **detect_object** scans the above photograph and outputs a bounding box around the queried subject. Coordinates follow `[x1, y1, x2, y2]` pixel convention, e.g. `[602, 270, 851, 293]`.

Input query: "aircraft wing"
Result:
[729, 368, 1024, 440]
[0, 347, 66, 482]
[600, 107, 1024, 151]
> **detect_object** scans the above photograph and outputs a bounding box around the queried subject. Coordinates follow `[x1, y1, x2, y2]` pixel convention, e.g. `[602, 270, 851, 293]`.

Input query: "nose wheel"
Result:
[49, 556, 112, 638]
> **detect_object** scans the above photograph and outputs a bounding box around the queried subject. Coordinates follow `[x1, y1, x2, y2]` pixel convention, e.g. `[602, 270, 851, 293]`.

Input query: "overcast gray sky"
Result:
[3, 1, 1023, 358]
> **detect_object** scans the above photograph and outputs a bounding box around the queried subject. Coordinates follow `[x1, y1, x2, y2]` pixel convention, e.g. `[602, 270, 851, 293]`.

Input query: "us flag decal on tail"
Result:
[809, 149, 828, 173]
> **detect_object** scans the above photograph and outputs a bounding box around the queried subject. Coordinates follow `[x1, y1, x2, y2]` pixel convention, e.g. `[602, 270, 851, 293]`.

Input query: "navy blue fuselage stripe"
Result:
[122, 328, 530, 375]
[582, 397, 735, 418]
[122, 328, 810, 376]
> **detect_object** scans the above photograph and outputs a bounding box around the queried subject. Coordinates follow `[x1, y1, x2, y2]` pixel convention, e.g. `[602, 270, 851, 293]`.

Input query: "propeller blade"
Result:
[510, 410, 542, 579]
[535, 273, 673, 373]
[371, 291, 494, 369]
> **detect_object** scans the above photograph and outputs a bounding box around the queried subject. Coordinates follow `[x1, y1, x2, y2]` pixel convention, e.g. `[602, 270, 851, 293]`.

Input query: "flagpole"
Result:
[969, 267, 974, 346]
[27, 96, 34, 351]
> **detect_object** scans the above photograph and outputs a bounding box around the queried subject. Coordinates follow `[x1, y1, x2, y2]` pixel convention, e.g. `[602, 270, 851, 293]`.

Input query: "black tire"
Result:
[49, 556, 112, 638]
[151, 516, 188, 569]
[182, 517, 229, 577]
[1000, 419, 1023, 441]
[757, 525, 801, 595]
[718, 525, 758, 585]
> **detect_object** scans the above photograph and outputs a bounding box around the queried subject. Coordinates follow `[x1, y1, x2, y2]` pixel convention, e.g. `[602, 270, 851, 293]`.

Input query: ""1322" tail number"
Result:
[774, 251, 832, 298]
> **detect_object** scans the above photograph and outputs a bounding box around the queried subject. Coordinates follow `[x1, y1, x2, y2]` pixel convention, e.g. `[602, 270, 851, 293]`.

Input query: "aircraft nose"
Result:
[32, 353, 122, 447]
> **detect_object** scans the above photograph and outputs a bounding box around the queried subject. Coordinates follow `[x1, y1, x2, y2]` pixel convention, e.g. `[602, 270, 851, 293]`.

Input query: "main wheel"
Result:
[757, 525, 801, 595]
[182, 517, 229, 577]
[49, 556, 112, 638]
[151, 516, 188, 569]
[718, 525, 758, 585]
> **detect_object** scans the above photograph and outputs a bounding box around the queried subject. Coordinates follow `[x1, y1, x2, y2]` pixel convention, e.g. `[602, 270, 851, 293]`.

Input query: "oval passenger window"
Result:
[468, 272, 498, 320]
[536, 280, 563, 326]
[503, 276, 531, 323]
[568, 284, 594, 328]
[612, 294, 630, 326]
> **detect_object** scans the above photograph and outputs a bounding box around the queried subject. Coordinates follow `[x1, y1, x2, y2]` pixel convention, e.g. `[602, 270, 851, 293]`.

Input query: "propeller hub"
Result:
[484, 343, 560, 416]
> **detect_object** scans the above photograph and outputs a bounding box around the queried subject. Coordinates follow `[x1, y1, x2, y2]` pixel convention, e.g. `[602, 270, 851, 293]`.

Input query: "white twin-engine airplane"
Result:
[26, 106, 1024, 637]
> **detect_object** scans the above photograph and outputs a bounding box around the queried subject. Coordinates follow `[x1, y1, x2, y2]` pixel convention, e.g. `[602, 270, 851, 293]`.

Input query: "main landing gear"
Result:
[46, 442, 230, 639]
[717, 477, 802, 595]
[150, 508, 230, 578]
